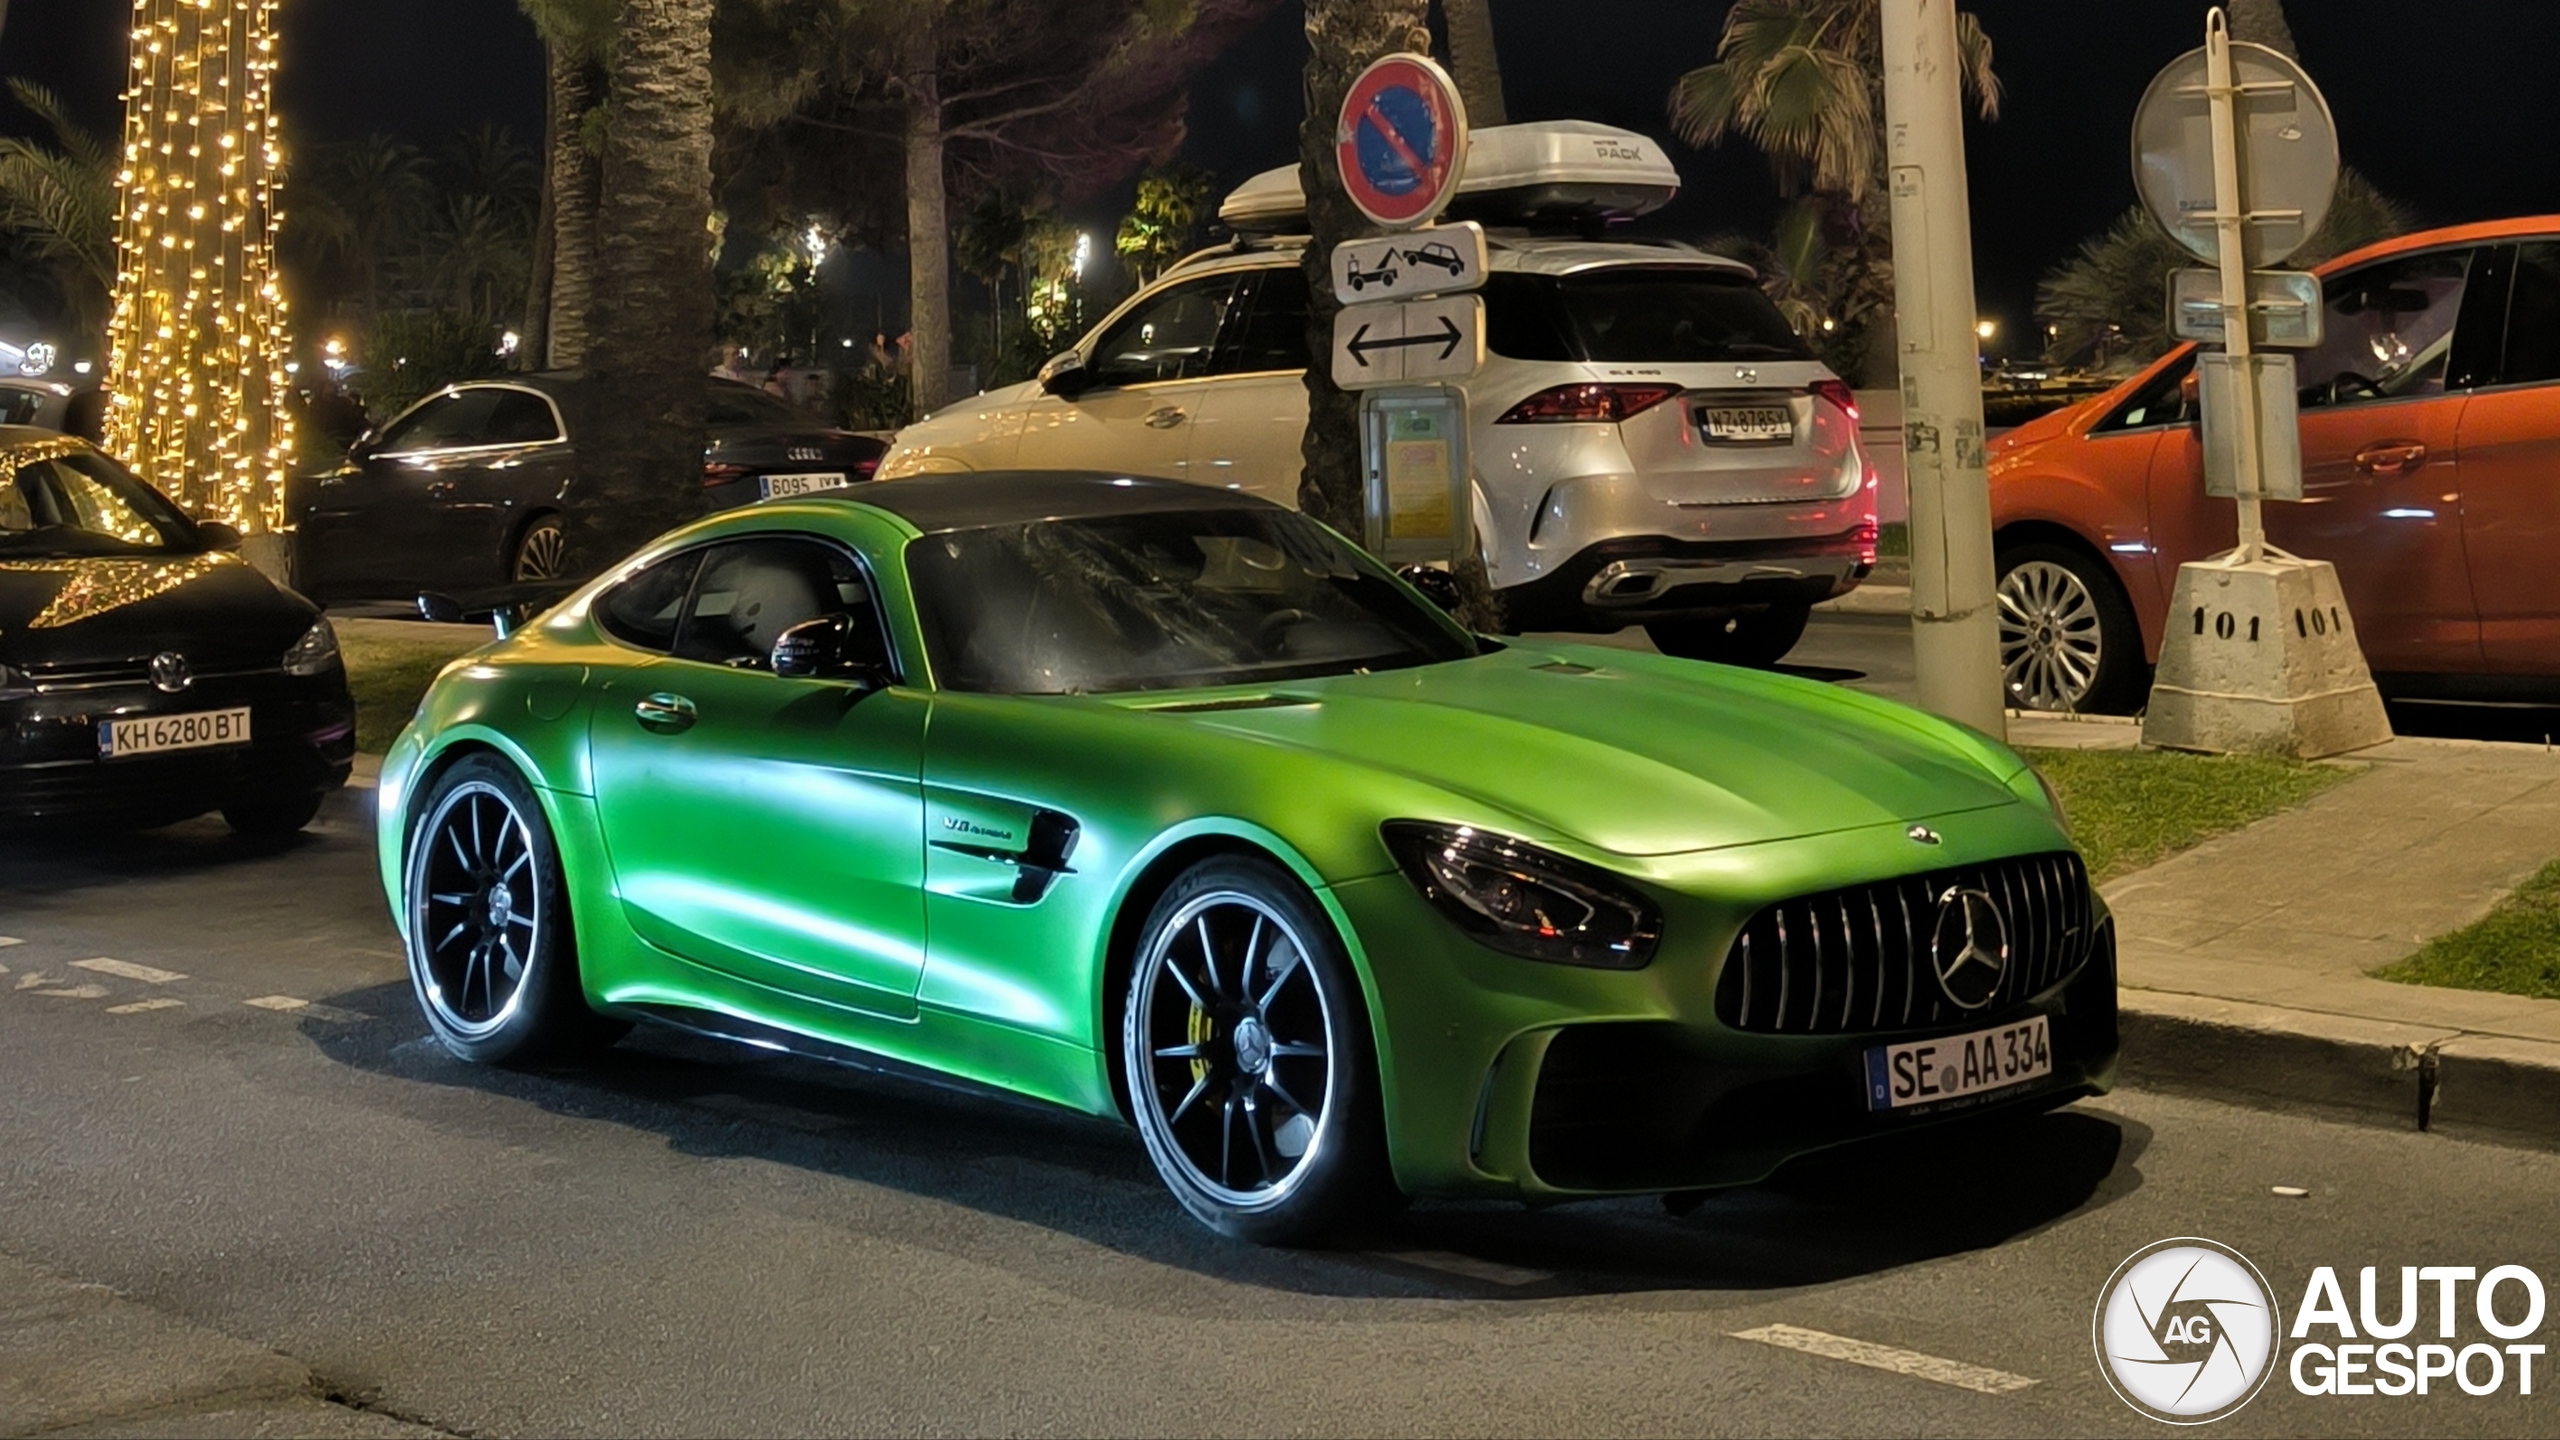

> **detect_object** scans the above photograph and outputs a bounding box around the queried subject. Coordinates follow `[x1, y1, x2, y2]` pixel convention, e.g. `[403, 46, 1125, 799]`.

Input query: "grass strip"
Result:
[2375, 859, 2560, 1000]
[338, 623, 485, 753]
[2023, 747, 2355, 884]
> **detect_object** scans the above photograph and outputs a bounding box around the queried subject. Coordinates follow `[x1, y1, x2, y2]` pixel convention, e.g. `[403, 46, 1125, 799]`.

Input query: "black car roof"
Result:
[841, 471, 1279, 533]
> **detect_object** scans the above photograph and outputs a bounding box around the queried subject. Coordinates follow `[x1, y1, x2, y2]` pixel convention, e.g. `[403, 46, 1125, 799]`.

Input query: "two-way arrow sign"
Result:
[1329, 294, 1484, 389]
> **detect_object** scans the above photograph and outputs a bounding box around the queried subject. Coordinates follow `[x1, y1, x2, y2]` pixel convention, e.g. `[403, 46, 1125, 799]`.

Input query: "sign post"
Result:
[2133, 9, 2390, 758]
[1328, 54, 1481, 571]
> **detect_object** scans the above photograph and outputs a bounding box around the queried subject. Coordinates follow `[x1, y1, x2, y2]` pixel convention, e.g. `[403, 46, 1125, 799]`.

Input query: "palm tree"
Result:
[565, 0, 717, 576]
[519, 0, 611, 369]
[1439, 0, 1506, 126]
[0, 81, 114, 346]
[1667, 0, 1999, 383]
[288, 135, 431, 327]
[1113, 165, 1211, 288]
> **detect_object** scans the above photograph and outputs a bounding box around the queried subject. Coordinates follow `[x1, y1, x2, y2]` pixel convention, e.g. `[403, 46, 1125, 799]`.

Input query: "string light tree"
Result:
[104, 0, 300, 579]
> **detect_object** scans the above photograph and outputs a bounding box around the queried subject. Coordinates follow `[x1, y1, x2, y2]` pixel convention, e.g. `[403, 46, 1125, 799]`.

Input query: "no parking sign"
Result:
[1334, 54, 1469, 230]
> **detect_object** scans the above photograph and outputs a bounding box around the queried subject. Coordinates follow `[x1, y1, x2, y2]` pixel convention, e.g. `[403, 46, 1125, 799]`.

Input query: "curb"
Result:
[2119, 990, 2560, 1148]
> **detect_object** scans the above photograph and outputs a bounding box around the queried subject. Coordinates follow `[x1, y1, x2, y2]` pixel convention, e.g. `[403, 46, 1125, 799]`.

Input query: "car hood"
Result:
[0, 552, 314, 672]
[1126, 641, 2029, 858]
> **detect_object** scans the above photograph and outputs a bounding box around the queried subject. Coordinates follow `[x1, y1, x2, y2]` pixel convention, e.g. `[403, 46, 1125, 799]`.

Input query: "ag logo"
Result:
[2095, 1237, 2280, 1424]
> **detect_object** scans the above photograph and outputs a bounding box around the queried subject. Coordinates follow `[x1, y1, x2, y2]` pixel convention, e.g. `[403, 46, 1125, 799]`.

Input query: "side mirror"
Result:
[1038, 351, 1094, 397]
[196, 520, 243, 553]
[1396, 563, 1463, 614]
[771, 613, 888, 688]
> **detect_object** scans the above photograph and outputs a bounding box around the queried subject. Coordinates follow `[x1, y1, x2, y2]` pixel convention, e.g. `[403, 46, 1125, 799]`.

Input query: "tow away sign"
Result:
[1330, 294, 1485, 389]
[1330, 221, 1487, 306]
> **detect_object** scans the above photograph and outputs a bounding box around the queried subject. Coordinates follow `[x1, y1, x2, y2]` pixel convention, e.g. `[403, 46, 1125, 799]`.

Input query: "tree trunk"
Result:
[545, 45, 604, 371]
[568, 0, 715, 578]
[1297, 2, 1429, 532]
[902, 33, 953, 418]
[1438, 0, 1506, 127]
[2227, 0, 2299, 58]
[521, 41, 562, 369]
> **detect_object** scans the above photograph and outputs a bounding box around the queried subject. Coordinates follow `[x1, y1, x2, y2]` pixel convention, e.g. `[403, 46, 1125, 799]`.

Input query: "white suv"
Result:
[880, 233, 1876, 663]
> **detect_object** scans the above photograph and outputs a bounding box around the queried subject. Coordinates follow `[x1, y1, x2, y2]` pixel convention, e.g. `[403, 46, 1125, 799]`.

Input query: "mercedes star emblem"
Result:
[148, 651, 193, 694]
[1907, 825, 1942, 846]
[1734, 366, 1760, 384]
[1929, 886, 2009, 1010]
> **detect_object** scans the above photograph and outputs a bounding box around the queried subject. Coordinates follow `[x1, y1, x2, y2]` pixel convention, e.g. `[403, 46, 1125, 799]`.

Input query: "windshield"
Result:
[706, 384, 813, 428]
[905, 508, 1479, 695]
[1550, 268, 1812, 363]
[0, 445, 199, 558]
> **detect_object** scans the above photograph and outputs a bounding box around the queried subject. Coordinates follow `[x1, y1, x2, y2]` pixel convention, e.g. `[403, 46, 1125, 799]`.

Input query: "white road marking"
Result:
[32, 985, 110, 1000]
[243, 995, 365, 1023]
[1379, 1250, 1554, 1287]
[73, 957, 187, 985]
[0, 935, 21, 946]
[105, 998, 185, 1015]
[14, 973, 53, 991]
[1730, 1324, 2038, 1396]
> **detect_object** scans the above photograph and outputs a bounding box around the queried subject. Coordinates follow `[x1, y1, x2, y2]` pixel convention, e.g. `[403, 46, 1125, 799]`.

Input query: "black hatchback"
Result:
[0, 430, 355, 833]
[290, 374, 885, 606]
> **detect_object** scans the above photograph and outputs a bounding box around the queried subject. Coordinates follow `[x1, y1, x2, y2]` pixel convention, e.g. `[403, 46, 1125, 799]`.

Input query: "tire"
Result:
[1644, 603, 1812, 668]
[402, 754, 626, 1064]
[510, 514, 566, 583]
[221, 788, 324, 838]
[1995, 540, 2145, 714]
[1122, 855, 1394, 1244]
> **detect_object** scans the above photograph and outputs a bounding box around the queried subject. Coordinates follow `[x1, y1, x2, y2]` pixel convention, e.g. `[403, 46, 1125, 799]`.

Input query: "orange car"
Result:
[1988, 215, 2560, 712]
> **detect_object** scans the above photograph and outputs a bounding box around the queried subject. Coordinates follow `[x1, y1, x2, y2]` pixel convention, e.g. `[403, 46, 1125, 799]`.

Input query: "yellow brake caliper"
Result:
[1187, 999, 1214, 1087]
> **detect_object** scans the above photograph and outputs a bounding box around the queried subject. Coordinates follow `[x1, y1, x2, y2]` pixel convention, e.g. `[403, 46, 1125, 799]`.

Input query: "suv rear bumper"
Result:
[1499, 531, 1872, 633]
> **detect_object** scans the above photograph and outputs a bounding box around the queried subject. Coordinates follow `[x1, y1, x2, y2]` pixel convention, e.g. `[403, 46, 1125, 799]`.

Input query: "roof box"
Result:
[1218, 120, 1680, 233]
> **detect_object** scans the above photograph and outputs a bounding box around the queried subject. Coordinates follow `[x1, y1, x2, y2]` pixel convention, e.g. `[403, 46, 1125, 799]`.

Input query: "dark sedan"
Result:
[290, 374, 885, 605]
[0, 430, 355, 833]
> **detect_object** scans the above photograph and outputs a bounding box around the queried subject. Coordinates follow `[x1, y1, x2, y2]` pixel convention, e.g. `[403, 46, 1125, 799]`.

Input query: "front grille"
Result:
[1715, 851, 2093, 1036]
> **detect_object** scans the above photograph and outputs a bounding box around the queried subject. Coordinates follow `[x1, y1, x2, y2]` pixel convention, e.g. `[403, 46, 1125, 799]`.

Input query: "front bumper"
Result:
[1336, 810, 2115, 1202]
[0, 671, 356, 827]
[1499, 530, 1873, 633]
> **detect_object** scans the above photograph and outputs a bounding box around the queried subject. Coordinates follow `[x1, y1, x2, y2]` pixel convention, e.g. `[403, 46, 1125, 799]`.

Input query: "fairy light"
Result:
[103, 0, 297, 537]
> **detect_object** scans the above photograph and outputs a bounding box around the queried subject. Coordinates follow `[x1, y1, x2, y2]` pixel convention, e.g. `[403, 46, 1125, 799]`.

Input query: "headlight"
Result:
[1381, 821, 1661, 969]
[282, 618, 340, 676]
[2027, 763, 2068, 830]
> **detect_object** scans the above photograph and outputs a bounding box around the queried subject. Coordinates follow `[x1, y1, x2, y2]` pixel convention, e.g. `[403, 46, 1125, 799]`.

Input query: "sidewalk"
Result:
[0, 1254, 436, 1438]
[2033, 717, 2560, 1146]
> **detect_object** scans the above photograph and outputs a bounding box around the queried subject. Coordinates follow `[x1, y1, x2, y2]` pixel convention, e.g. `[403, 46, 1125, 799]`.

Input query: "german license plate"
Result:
[98, 707, 251, 759]
[1865, 1015, 2051, 1112]
[1703, 406, 1793, 442]
[760, 472, 847, 499]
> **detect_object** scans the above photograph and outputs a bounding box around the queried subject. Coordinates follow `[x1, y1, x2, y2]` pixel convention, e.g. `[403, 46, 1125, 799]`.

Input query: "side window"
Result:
[2096, 353, 2198, 432]
[672, 537, 892, 675]
[2499, 242, 2560, 388]
[2295, 249, 2473, 409]
[484, 390, 561, 445]
[375, 390, 503, 453]
[1086, 276, 1236, 387]
[1482, 273, 1574, 362]
[1214, 268, 1311, 376]
[595, 551, 702, 653]
[0, 389, 45, 427]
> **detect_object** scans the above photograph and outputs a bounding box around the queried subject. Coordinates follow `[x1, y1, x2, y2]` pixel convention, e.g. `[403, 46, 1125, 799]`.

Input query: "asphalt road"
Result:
[5, 783, 2560, 1436]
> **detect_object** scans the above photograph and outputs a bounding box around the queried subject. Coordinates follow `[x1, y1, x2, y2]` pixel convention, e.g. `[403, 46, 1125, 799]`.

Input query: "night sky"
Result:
[5, 0, 2557, 347]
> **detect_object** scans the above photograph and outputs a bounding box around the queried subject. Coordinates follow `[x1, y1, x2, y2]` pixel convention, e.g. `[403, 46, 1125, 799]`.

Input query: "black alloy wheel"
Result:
[512, 516, 567, 583]
[403, 754, 624, 1063]
[1124, 855, 1393, 1243]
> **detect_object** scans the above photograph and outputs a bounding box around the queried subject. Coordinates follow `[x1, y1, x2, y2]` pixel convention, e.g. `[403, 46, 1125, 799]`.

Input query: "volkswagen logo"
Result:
[148, 651, 193, 694]
[1928, 886, 2008, 1010]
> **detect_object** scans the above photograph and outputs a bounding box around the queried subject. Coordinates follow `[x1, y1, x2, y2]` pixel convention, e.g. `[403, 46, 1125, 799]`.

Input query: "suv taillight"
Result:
[702, 462, 751, 488]
[1495, 384, 1682, 425]
[1810, 379, 1860, 420]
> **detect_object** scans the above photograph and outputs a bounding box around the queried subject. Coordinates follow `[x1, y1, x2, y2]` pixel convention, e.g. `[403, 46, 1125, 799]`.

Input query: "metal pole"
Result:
[1880, 0, 2005, 738]
[2204, 8, 2267, 562]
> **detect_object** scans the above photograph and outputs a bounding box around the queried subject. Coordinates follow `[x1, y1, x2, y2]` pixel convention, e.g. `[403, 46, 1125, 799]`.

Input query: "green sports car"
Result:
[377, 472, 2115, 1242]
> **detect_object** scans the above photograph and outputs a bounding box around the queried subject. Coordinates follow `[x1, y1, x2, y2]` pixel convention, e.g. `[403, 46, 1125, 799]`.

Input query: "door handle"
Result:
[425, 480, 458, 499]
[2353, 441, 2427, 476]
[1143, 406, 1188, 430]
[633, 693, 696, 733]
